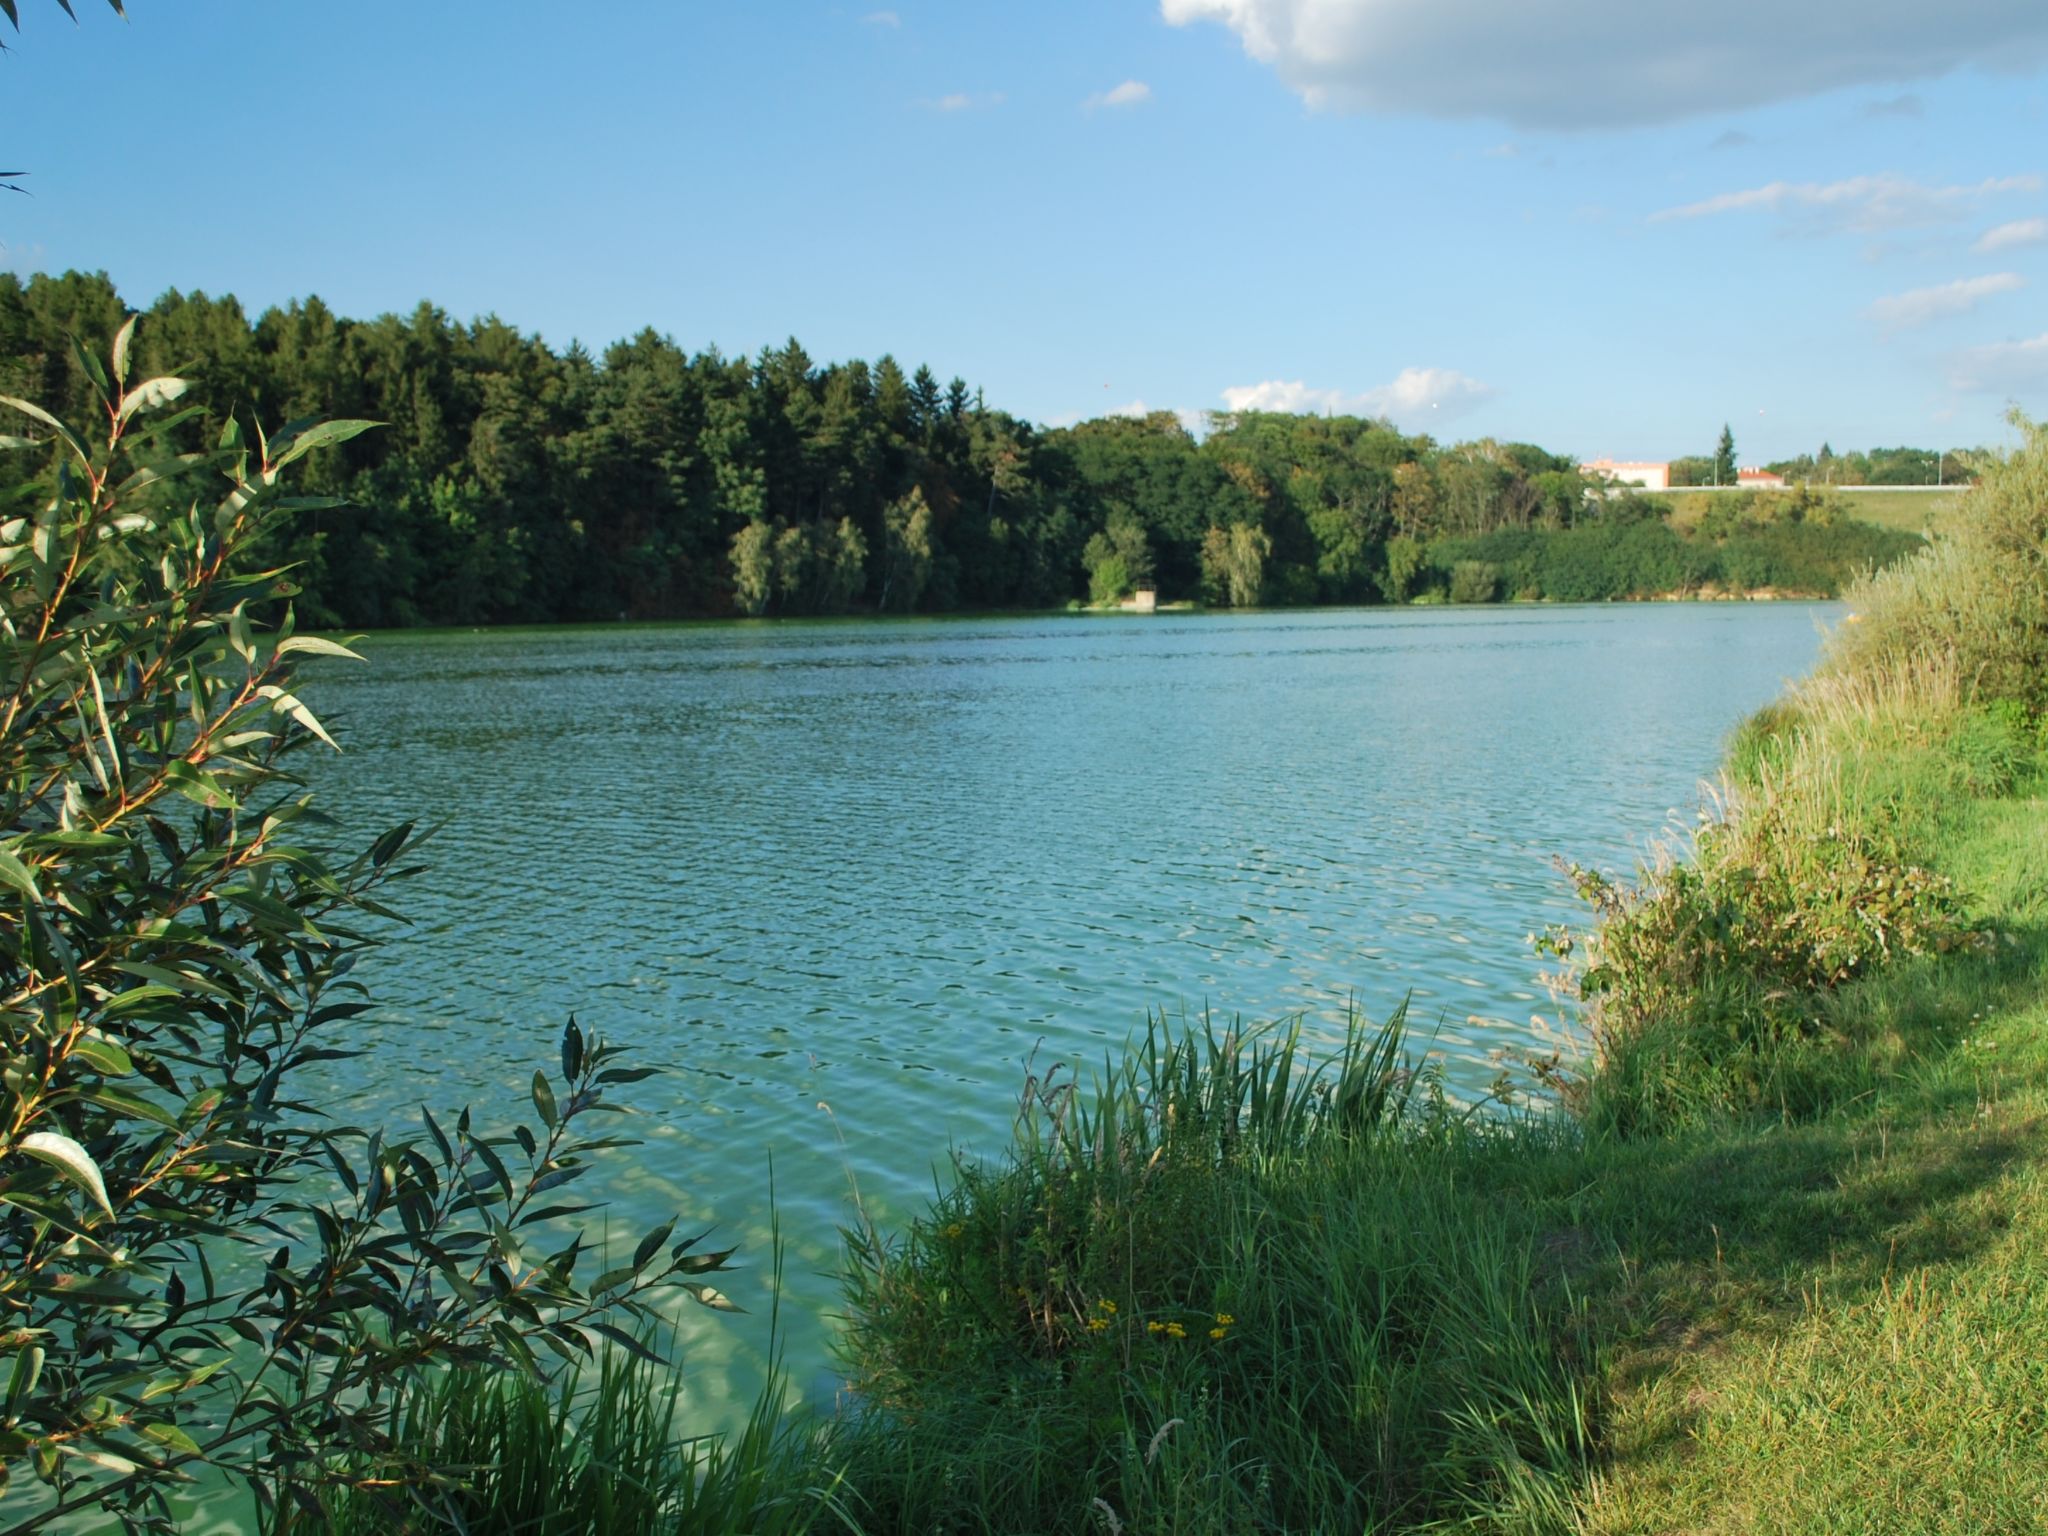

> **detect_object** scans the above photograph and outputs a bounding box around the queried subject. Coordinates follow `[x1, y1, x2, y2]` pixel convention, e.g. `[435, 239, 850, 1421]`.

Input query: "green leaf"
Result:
[68, 1035, 135, 1076]
[0, 394, 91, 467]
[70, 335, 111, 405]
[632, 1219, 676, 1273]
[264, 418, 382, 473]
[0, 847, 39, 905]
[137, 1422, 201, 1456]
[257, 685, 338, 751]
[561, 1017, 585, 1081]
[275, 634, 365, 662]
[681, 1283, 744, 1313]
[111, 314, 136, 384]
[531, 1072, 558, 1130]
[81, 1086, 180, 1131]
[4, 1345, 44, 1424]
[162, 761, 239, 810]
[16, 1131, 113, 1216]
[117, 376, 190, 424]
[140, 1358, 229, 1401]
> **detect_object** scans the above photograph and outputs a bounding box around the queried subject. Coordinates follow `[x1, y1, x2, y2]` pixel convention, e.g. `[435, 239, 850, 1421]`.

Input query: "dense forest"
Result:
[1, 271, 1921, 627]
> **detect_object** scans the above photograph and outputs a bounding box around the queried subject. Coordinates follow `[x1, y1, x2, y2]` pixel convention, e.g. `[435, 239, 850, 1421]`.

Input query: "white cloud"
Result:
[1159, 0, 2048, 128]
[1084, 79, 1153, 110]
[1950, 332, 2048, 392]
[1649, 173, 2040, 234]
[1220, 367, 1494, 427]
[1867, 273, 2024, 332]
[923, 91, 1003, 112]
[1861, 92, 1925, 118]
[863, 10, 901, 26]
[1976, 217, 2048, 252]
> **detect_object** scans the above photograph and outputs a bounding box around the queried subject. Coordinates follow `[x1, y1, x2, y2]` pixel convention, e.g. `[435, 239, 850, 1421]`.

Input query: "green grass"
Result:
[1827, 487, 1968, 534]
[312, 426, 2046, 1533]
[1638, 486, 1966, 535]
[817, 424, 2048, 1533]
[823, 1011, 1596, 1534]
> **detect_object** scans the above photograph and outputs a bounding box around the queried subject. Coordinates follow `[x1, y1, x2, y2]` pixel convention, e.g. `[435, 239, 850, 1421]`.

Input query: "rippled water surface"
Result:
[304, 603, 1833, 1417]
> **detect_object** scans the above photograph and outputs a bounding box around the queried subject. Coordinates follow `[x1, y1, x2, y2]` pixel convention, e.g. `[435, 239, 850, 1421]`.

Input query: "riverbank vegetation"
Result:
[7, 317, 2040, 1531]
[0, 335, 757, 1531]
[785, 418, 2048, 1532]
[5, 273, 1925, 627]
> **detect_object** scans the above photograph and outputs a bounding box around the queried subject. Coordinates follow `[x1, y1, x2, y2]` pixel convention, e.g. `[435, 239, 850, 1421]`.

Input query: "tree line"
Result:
[0, 271, 1920, 627]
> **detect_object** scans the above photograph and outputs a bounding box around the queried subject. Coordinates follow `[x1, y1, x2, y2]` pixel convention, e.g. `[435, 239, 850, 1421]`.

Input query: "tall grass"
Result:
[291, 1229, 841, 1536]
[1556, 417, 2048, 1140]
[1824, 412, 2048, 710]
[827, 1008, 1593, 1534]
[295, 1347, 830, 1536]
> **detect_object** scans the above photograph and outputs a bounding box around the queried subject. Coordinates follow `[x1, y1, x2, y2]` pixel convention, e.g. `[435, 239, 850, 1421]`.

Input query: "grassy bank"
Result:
[802, 422, 2048, 1532]
[1638, 485, 1968, 537]
[1420, 510, 1916, 604]
[323, 425, 2045, 1533]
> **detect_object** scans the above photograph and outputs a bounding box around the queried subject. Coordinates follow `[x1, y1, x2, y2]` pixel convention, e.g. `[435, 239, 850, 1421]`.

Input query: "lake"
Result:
[304, 601, 1833, 1421]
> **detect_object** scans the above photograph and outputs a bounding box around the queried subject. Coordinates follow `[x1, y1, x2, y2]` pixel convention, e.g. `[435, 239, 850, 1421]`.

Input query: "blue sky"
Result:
[3, 0, 2046, 462]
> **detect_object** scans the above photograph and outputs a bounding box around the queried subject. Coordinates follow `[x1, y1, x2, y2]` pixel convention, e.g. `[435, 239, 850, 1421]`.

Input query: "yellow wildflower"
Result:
[942, 1223, 964, 1239]
[1165, 1322, 1186, 1340]
[1214, 1313, 1234, 1325]
[1147, 1320, 1165, 1335]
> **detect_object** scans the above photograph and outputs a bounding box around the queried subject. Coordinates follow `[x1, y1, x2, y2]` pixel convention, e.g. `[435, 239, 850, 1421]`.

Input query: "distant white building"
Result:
[1580, 459, 1670, 491]
[1737, 467, 1786, 490]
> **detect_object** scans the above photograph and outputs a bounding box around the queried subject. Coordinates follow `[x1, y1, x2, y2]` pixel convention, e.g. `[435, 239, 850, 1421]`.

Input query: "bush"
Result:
[1826, 414, 2048, 711]
[0, 330, 736, 1529]
[1448, 559, 1501, 604]
[1558, 706, 1994, 1137]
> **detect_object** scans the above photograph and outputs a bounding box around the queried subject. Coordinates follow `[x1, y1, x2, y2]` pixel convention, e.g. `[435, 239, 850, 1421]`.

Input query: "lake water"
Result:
[303, 602, 1833, 1421]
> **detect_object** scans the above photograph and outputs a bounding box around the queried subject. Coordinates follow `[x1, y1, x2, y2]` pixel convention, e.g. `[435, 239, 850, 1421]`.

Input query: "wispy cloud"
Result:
[1867, 272, 2023, 332]
[1219, 367, 1494, 428]
[1950, 331, 2048, 392]
[1709, 129, 1756, 151]
[922, 91, 1004, 112]
[1649, 173, 2041, 234]
[1976, 217, 2048, 252]
[862, 10, 901, 27]
[1084, 79, 1153, 110]
[1861, 93, 1924, 119]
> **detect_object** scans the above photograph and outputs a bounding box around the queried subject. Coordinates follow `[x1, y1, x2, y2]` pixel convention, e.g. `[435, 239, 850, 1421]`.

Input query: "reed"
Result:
[828, 1008, 1593, 1533]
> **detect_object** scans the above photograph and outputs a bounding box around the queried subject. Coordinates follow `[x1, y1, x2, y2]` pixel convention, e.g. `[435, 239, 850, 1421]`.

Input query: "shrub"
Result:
[1448, 559, 1501, 604]
[1826, 413, 2048, 711]
[0, 330, 735, 1529]
[1557, 740, 1985, 1136]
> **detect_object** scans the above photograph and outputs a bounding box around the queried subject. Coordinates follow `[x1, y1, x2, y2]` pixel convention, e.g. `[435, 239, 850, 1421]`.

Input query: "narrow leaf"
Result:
[17, 1131, 114, 1216]
[111, 314, 136, 384]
